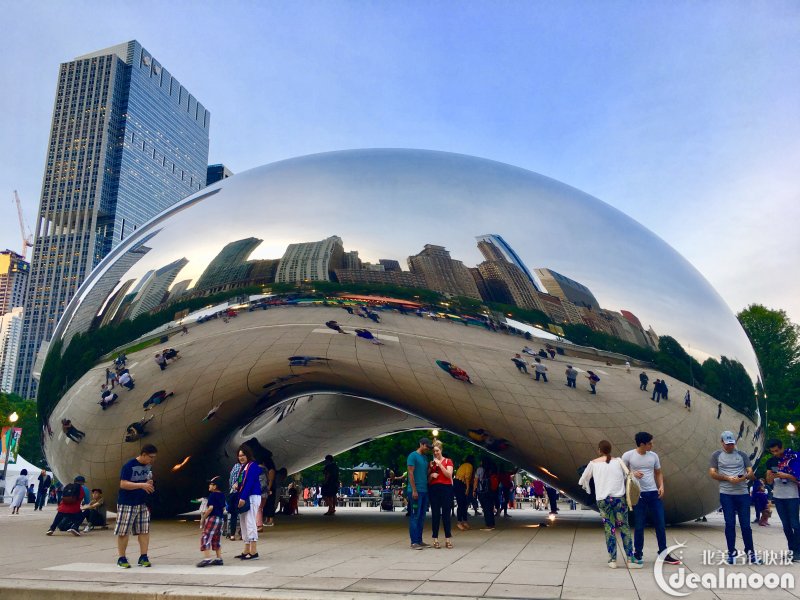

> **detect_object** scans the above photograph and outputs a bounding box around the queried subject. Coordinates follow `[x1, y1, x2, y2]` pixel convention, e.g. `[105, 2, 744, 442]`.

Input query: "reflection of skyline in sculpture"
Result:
[127, 257, 189, 320]
[194, 237, 262, 293]
[37, 149, 763, 524]
[275, 235, 344, 283]
[476, 234, 546, 293]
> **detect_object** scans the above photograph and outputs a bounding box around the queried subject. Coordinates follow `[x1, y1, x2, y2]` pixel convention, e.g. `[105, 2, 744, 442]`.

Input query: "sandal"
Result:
[432, 540, 441, 549]
[445, 540, 453, 549]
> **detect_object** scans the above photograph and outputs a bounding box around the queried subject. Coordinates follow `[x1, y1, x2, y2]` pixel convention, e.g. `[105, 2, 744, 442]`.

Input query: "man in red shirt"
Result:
[46, 475, 86, 536]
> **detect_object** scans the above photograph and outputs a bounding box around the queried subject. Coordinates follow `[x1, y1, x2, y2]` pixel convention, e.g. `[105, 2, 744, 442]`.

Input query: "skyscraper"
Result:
[0, 250, 29, 316]
[475, 234, 546, 293]
[206, 164, 233, 185]
[275, 236, 345, 283]
[0, 308, 24, 393]
[407, 245, 480, 299]
[15, 41, 210, 399]
[534, 268, 600, 310]
[127, 257, 189, 320]
[195, 237, 263, 293]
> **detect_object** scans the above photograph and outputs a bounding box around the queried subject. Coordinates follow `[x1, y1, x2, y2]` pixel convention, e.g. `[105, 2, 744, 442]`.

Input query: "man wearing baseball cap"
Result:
[709, 431, 760, 564]
[407, 437, 432, 549]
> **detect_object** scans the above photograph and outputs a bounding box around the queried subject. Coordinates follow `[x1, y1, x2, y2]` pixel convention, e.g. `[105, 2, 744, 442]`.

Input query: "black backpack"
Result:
[62, 482, 81, 502]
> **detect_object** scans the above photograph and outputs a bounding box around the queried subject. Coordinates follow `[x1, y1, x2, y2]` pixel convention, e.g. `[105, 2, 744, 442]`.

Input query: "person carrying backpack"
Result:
[46, 476, 86, 536]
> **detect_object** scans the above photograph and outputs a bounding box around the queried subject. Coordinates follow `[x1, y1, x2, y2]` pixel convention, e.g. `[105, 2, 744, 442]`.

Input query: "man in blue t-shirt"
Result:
[407, 437, 431, 549]
[115, 444, 157, 569]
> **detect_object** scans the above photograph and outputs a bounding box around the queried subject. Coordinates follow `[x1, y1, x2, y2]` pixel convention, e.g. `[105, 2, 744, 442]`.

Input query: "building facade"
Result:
[275, 236, 345, 283]
[0, 250, 29, 316]
[206, 164, 233, 186]
[476, 234, 546, 292]
[0, 307, 24, 393]
[15, 41, 210, 399]
[534, 268, 600, 310]
[407, 244, 481, 299]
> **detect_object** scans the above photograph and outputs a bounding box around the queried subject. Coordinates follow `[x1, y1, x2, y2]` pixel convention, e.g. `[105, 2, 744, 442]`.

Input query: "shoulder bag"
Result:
[617, 458, 640, 510]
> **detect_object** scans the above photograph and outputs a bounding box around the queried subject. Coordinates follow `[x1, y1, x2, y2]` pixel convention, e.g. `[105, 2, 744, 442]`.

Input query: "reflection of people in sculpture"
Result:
[586, 371, 600, 394]
[355, 329, 383, 345]
[118, 370, 134, 390]
[125, 414, 154, 442]
[99, 387, 119, 410]
[288, 356, 329, 367]
[639, 372, 649, 391]
[61, 419, 85, 443]
[436, 360, 472, 383]
[325, 320, 348, 334]
[162, 348, 180, 362]
[143, 390, 174, 410]
[684, 390, 691, 411]
[522, 346, 535, 356]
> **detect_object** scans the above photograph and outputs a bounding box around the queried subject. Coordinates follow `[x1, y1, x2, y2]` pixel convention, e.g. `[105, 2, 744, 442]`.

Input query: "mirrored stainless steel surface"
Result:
[39, 149, 762, 522]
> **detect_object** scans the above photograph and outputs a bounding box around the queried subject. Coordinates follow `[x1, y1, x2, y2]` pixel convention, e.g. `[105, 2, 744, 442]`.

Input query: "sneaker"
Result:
[747, 552, 762, 565]
[68, 528, 81, 536]
[241, 552, 259, 560]
[196, 559, 213, 568]
[419, 542, 431, 547]
[45, 529, 54, 536]
[138, 555, 151, 567]
[210, 558, 224, 566]
[117, 557, 131, 569]
[608, 558, 618, 569]
[628, 557, 644, 569]
[83, 525, 92, 533]
[410, 543, 424, 550]
[663, 553, 682, 565]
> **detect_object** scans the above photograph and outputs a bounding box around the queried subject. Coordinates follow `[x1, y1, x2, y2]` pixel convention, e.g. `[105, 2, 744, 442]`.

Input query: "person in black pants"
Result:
[428, 441, 455, 548]
[453, 455, 474, 530]
[35, 470, 52, 510]
[474, 458, 496, 530]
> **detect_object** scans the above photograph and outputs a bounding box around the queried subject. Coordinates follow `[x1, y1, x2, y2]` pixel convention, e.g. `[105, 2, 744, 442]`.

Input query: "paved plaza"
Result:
[1, 503, 799, 599]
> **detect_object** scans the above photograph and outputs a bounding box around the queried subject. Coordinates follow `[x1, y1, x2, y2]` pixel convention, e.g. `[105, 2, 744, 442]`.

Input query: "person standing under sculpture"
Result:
[9, 469, 28, 514]
[639, 372, 648, 391]
[115, 445, 157, 568]
[474, 458, 496, 530]
[622, 432, 681, 566]
[454, 455, 474, 530]
[407, 437, 431, 549]
[765, 439, 800, 562]
[234, 444, 262, 560]
[428, 440, 454, 549]
[321, 455, 339, 516]
[533, 358, 548, 382]
[709, 431, 760, 564]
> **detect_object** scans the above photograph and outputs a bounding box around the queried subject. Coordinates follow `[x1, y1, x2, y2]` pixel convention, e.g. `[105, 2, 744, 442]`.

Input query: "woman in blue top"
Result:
[233, 444, 262, 560]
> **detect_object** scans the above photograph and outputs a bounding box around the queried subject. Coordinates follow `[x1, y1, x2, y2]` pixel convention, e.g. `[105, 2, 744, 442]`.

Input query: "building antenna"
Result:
[12, 190, 34, 259]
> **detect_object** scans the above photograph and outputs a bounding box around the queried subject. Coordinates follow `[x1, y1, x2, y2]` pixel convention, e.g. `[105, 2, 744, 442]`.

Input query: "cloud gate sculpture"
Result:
[39, 149, 762, 523]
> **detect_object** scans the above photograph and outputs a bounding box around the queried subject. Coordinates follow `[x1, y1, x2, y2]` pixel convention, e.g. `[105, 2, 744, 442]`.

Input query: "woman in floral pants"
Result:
[579, 440, 640, 568]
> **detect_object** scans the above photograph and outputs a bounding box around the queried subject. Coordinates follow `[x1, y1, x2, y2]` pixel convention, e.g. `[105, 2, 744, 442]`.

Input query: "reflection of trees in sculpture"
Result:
[701, 356, 756, 418]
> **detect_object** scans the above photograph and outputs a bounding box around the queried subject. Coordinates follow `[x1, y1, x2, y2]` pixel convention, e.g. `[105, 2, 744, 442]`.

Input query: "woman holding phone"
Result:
[428, 440, 455, 548]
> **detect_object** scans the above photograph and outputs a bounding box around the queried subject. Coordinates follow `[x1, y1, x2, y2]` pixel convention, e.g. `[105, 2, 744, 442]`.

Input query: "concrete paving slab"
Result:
[2, 505, 798, 599]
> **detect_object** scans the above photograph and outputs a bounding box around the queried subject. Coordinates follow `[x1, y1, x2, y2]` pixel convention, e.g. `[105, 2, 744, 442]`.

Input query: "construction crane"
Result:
[13, 190, 34, 259]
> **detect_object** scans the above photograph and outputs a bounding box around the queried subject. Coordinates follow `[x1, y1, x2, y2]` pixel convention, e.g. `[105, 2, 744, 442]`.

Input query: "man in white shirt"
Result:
[622, 432, 681, 565]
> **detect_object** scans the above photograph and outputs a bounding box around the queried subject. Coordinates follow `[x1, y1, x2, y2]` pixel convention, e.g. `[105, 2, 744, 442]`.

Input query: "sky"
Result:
[1, 1, 798, 323]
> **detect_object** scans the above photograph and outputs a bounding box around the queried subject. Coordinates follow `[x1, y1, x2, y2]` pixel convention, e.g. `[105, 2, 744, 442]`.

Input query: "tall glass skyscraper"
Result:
[14, 41, 210, 399]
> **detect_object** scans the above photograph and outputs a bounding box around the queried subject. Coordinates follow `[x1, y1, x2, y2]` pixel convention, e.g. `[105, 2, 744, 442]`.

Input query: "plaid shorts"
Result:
[200, 515, 223, 551]
[114, 503, 150, 536]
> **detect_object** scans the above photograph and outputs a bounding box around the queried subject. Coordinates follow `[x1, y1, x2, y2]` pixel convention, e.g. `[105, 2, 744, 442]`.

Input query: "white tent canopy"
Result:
[1, 454, 51, 503]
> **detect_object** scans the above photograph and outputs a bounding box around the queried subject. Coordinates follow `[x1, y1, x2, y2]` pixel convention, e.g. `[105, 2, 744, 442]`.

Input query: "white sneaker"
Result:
[608, 558, 618, 569]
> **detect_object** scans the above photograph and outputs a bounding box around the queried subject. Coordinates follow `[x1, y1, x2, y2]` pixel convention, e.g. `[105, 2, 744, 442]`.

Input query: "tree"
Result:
[737, 304, 800, 411]
[0, 393, 44, 467]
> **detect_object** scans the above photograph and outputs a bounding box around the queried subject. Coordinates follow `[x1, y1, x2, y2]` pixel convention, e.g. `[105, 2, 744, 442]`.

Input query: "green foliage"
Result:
[484, 301, 552, 327]
[737, 304, 800, 450]
[561, 323, 655, 362]
[655, 336, 705, 388]
[0, 392, 44, 468]
[296, 430, 514, 483]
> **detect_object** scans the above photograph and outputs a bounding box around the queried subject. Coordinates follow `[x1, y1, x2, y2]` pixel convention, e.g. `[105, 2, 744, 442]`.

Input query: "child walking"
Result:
[197, 476, 225, 567]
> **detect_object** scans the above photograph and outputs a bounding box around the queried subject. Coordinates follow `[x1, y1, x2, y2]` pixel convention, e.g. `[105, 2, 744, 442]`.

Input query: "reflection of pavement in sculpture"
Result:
[46, 304, 757, 522]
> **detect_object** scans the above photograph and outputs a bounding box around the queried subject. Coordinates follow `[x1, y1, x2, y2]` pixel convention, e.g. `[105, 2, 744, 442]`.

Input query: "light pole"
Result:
[0, 412, 20, 502]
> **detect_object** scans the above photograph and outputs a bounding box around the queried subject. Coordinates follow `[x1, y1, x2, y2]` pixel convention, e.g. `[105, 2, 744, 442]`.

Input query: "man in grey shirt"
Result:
[765, 439, 800, 562]
[709, 430, 759, 564]
[622, 432, 680, 565]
